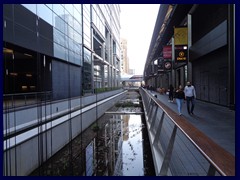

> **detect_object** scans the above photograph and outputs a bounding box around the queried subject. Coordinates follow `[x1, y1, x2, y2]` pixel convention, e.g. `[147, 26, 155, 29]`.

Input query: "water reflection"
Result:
[87, 115, 146, 176]
[121, 115, 144, 176]
[30, 114, 153, 176]
[86, 115, 145, 176]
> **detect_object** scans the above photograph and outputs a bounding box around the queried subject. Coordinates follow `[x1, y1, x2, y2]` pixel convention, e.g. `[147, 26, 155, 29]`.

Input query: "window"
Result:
[83, 48, 92, 92]
[22, 4, 36, 14]
[37, 4, 53, 25]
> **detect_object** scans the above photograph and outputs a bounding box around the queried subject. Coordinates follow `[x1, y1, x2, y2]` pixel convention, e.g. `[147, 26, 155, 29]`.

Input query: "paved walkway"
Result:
[149, 90, 235, 156]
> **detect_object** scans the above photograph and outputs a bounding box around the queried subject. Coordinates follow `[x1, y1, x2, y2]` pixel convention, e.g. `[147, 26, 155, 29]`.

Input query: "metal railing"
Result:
[139, 87, 235, 176]
[3, 91, 52, 110]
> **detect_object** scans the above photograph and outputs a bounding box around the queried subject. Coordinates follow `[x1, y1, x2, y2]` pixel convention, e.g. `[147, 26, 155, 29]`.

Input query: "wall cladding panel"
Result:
[14, 23, 38, 52]
[52, 60, 82, 99]
[14, 4, 37, 32]
[192, 46, 228, 106]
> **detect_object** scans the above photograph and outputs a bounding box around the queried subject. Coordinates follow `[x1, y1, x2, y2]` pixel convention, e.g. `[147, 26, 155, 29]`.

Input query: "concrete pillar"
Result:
[108, 66, 111, 87]
[102, 43, 105, 60]
[228, 4, 235, 110]
[171, 37, 176, 87]
[187, 14, 193, 83]
[101, 65, 104, 88]
[106, 33, 111, 63]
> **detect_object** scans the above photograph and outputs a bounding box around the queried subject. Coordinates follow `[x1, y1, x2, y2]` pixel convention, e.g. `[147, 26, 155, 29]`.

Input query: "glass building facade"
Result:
[3, 4, 121, 176]
[3, 4, 121, 100]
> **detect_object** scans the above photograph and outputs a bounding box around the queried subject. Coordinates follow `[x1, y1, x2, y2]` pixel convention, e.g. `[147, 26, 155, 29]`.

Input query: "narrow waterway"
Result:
[30, 90, 155, 176]
[121, 115, 145, 176]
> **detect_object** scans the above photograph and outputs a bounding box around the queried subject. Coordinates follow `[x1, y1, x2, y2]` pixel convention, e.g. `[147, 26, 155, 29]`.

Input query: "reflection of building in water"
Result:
[91, 115, 123, 175]
[114, 115, 131, 176]
[122, 115, 130, 141]
[108, 115, 123, 176]
[86, 115, 131, 176]
[86, 140, 94, 176]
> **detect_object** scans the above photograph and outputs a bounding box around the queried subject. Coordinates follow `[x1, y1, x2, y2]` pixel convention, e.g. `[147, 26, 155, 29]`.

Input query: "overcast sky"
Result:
[120, 4, 160, 75]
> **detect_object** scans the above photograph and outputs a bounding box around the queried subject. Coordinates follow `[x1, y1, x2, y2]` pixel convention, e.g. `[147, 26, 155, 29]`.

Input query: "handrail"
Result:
[3, 91, 52, 97]
[3, 91, 52, 110]
[140, 87, 235, 176]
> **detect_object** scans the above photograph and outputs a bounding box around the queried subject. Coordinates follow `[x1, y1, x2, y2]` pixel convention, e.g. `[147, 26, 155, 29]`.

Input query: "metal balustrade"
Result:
[3, 91, 52, 110]
[139, 87, 235, 176]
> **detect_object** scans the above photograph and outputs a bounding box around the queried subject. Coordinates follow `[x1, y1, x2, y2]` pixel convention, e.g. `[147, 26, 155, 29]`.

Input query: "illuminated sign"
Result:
[174, 27, 188, 45]
[163, 45, 172, 59]
[175, 45, 187, 62]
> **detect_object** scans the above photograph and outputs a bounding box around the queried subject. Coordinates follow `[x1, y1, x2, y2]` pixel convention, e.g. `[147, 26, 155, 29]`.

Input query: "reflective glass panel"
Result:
[37, 4, 53, 25]
[54, 43, 66, 60]
[22, 4, 36, 14]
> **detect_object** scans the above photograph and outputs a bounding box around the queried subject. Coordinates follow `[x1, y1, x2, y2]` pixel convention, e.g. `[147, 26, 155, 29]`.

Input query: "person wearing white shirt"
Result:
[184, 81, 196, 115]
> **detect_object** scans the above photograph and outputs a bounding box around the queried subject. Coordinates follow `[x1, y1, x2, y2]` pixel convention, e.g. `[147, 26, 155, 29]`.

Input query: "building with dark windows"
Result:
[144, 4, 235, 109]
[3, 4, 122, 176]
[3, 4, 121, 100]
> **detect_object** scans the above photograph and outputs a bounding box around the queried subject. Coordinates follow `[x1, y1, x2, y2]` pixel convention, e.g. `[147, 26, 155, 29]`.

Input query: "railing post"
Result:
[146, 97, 152, 113]
[24, 94, 27, 105]
[159, 125, 177, 176]
[153, 111, 165, 146]
[150, 105, 159, 131]
[207, 164, 216, 176]
[35, 93, 37, 104]
[11, 95, 13, 107]
[147, 99, 155, 122]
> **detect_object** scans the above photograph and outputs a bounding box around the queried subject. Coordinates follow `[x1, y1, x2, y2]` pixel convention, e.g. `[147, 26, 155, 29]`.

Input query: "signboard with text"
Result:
[174, 27, 188, 45]
[174, 26, 188, 64]
[163, 45, 172, 59]
[175, 45, 187, 62]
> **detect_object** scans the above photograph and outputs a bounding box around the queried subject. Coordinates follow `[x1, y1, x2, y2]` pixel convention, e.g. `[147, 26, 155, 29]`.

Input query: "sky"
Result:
[120, 4, 160, 75]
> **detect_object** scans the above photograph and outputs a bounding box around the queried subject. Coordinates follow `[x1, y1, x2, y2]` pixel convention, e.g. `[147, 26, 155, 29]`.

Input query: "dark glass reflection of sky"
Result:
[122, 115, 144, 176]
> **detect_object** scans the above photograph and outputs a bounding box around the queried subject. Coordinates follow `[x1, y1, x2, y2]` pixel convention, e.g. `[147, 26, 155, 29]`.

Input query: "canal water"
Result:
[121, 115, 146, 176]
[30, 91, 155, 176]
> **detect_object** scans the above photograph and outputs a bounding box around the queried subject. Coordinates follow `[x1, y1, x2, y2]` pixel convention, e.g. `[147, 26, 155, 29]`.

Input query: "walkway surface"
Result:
[149, 90, 235, 156]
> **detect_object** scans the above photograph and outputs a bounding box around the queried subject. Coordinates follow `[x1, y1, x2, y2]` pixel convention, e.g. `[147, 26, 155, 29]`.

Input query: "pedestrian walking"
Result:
[168, 84, 174, 102]
[175, 85, 185, 116]
[184, 81, 196, 115]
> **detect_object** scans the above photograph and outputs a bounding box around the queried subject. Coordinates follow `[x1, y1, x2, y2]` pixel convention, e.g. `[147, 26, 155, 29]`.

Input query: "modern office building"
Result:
[3, 4, 123, 176]
[144, 4, 235, 109]
[3, 4, 121, 100]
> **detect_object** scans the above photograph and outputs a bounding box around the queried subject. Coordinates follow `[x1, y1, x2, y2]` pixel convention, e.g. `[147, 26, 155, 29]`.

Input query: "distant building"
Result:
[120, 38, 129, 74]
[128, 68, 135, 75]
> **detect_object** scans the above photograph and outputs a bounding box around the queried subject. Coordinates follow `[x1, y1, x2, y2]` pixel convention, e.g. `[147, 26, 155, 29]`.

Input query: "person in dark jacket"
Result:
[175, 85, 185, 116]
[168, 84, 174, 102]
